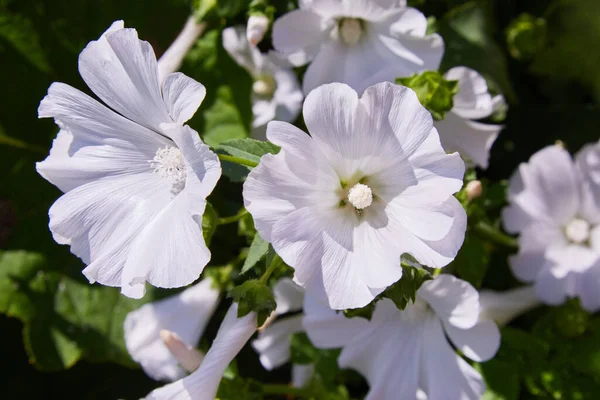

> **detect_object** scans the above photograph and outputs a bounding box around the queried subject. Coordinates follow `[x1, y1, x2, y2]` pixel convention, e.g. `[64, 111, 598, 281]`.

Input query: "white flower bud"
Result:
[160, 329, 204, 373]
[247, 15, 269, 47]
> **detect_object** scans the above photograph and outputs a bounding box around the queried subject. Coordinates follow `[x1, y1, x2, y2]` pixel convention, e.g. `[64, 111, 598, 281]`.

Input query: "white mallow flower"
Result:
[146, 303, 257, 400]
[222, 26, 303, 140]
[124, 279, 220, 381]
[435, 66, 504, 169]
[303, 274, 501, 400]
[251, 278, 313, 387]
[36, 21, 221, 298]
[272, 0, 444, 95]
[246, 15, 270, 46]
[243, 82, 467, 310]
[503, 143, 600, 311]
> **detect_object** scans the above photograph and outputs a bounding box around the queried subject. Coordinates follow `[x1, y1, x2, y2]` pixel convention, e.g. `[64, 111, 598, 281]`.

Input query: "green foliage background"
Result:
[1, 0, 600, 398]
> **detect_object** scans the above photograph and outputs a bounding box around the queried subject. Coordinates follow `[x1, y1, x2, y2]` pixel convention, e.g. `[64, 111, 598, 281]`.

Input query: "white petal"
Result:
[272, 68, 304, 124]
[146, 304, 257, 400]
[478, 286, 540, 326]
[580, 262, 600, 312]
[576, 142, 600, 223]
[222, 26, 263, 75]
[420, 317, 485, 400]
[272, 9, 325, 64]
[251, 315, 303, 370]
[444, 67, 494, 120]
[302, 295, 371, 348]
[124, 279, 220, 381]
[79, 25, 172, 130]
[444, 319, 500, 362]
[274, 278, 305, 314]
[417, 275, 479, 329]
[534, 265, 574, 306]
[435, 112, 501, 169]
[162, 72, 206, 124]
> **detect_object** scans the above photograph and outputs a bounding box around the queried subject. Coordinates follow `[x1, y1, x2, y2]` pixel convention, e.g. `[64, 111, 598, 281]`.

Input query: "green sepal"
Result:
[383, 263, 432, 310]
[228, 279, 276, 326]
[396, 70, 459, 120]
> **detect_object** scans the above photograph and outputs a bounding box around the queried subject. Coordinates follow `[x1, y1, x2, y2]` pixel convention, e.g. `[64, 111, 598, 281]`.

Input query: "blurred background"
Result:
[1, 0, 600, 398]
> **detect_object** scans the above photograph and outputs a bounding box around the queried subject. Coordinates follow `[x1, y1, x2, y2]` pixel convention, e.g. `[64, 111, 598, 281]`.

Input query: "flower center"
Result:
[339, 18, 363, 46]
[150, 146, 187, 195]
[347, 183, 373, 210]
[253, 76, 276, 97]
[565, 218, 591, 244]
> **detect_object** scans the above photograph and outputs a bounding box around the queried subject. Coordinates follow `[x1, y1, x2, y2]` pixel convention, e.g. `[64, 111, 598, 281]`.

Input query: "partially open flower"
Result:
[247, 15, 270, 46]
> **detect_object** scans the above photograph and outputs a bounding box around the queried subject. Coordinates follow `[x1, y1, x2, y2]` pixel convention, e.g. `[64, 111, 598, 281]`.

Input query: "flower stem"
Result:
[473, 221, 519, 250]
[157, 16, 206, 82]
[262, 384, 311, 398]
[260, 254, 283, 284]
[0, 135, 46, 154]
[217, 208, 249, 225]
[217, 154, 259, 168]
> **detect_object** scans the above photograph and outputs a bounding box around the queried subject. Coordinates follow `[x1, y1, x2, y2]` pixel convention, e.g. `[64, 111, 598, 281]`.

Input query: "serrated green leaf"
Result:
[229, 279, 276, 326]
[0, 250, 153, 371]
[202, 202, 218, 247]
[241, 233, 269, 274]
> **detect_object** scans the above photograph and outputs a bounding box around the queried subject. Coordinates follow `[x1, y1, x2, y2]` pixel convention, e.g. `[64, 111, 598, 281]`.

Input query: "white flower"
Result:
[124, 279, 220, 381]
[247, 15, 270, 46]
[272, 0, 444, 94]
[252, 278, 306, 367]
[479, 286, 540, 326]
[434, 67, 504, 169]
[146, 304, 257, 400]
[243, 82, 467, 309]
[303, 274, 500, 400]
[222, 26, 303, 140]
[36, 21, 221, 298]
[503, 143, 600, 311]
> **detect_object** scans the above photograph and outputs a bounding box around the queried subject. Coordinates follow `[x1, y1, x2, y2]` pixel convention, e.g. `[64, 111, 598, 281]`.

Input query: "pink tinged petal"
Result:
[302, 294, 371, 348]
[580, 262, 600, 312]
[444, 319, 501, 362]
[272, 9, 325, 64]
[274, 278, 305, 314]
[146, 304, 257, 400]
[418, 275, 479, 329]
[478, 286, 541, 326]
[444, 67, 494, 120]
[434, 112, 501, 169]
[420, 317, 486, 400]
[161, 72, 206, 124]
[78, 25, 171, 130]
[292, 364, 315, 388]
[123, 279, 220, 381]
[251, 315, 304, 370]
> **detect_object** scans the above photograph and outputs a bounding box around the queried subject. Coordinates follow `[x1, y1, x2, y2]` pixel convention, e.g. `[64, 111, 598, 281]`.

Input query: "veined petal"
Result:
[124, 279, 220, 381]
[162, 73, 207, 124]
[79, 25, 172, 131]
[274, 278, 305, 314]
[418, 275, 479, 329]
[146, 304, 257, 400]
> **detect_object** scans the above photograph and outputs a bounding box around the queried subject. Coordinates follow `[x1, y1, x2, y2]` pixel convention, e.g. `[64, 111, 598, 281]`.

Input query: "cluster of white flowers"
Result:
[35, 1, 600, 399]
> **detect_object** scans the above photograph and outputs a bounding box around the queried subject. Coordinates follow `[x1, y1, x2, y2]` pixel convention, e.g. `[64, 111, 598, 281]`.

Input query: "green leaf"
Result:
[0, 12, 50, 72]
[384, 264, 432, 310]
[290, 332, 319, 365]
[449, 235, 489, 288]
[477, 359, 520, 400]
[396, 70, 458, 120]
[241, 233, 269, 274]
[202, 203, 218, 247]
[343, 301, 376, 321]
[229, 279, 276, 326]
[204, 86, 249, 148]
[217, 376, 263, 400]
[219, 138, 280, 166]
[0, 250, 152, 371]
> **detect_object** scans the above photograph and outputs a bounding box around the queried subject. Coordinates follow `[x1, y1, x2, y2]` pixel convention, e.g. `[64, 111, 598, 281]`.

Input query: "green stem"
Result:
[260, 254, 283, 284]
[262, 383, 311, 398]
[0, 135, 46, 154]
[217, 208, 249, 225]
[217, 154, 259, 168]
[473, 221, 519, 250]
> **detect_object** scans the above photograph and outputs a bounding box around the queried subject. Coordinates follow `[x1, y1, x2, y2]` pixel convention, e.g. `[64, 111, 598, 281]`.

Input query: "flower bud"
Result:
[160, 329, 204, 373]
[247, 15, 269, 47]
[465, 180, 482, 201]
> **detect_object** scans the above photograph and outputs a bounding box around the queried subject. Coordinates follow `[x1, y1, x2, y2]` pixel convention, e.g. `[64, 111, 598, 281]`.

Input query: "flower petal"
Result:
[272, 9, 325, 65]
[580, 262, 600, 312]
[444, 319, 500, 362]
[162, 72, 206, 124]
[222, 26, 263, 75]
[479, 286, 540, 326]
[417, 275, 479, 329]
[274, 278, 305, 314]
[146, 304, 257, 400]
[444, 67, 494, 120]
[252, 315, 303, 370]
[124, 279, 220, 381]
